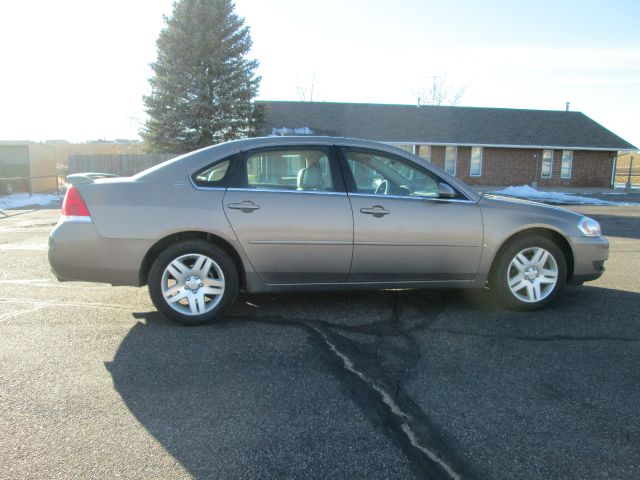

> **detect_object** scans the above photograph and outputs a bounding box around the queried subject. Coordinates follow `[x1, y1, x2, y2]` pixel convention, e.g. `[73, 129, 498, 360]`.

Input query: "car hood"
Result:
[481, 194, 581, 216]
[478, 194, 586, 238]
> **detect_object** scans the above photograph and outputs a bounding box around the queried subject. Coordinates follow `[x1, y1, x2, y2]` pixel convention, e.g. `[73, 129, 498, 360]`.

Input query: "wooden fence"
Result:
[68, 154, 176, 177]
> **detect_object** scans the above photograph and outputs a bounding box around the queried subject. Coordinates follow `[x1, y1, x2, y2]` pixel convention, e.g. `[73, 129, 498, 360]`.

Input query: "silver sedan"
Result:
[49, 137, 609, 325]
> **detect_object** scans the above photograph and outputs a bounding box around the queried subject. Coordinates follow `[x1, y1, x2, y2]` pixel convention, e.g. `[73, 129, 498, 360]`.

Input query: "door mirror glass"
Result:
[437, 182, 456, 199]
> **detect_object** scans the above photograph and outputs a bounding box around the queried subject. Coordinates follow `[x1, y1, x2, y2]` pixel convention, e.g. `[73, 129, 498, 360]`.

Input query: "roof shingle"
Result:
[258, 101, 636, 151]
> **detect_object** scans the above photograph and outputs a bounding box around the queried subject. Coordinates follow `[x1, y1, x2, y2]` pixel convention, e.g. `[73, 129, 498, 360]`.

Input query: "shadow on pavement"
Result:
[106, 284, 640, 479]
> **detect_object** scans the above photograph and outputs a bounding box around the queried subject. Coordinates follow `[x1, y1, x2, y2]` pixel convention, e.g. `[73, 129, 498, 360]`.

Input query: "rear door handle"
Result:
[360, 206, 390, 217]
[227, 201, 260, 213]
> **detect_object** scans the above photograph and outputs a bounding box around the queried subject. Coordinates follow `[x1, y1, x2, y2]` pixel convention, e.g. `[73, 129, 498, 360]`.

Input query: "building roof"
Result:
[259, 101, 637, 151]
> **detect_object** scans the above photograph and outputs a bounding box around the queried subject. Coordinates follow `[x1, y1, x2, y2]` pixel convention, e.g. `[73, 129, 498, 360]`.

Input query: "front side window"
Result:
[561, 150, 573, 179]
[342, 148, 440, 198]
[470, 147, 483, 176]
[243, 149, 334, 192]
[541, 150, 553, 178]
[445, 146, 457, 175]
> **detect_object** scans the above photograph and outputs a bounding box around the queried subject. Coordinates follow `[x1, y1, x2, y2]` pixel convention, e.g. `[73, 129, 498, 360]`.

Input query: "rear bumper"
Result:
[48, 218, 150, 286]
[568, 236, 609, 285]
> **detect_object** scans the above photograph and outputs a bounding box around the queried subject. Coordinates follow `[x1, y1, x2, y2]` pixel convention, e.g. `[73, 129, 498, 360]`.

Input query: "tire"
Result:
[492, 236, 567, 310]
[148, 240, 239, 325]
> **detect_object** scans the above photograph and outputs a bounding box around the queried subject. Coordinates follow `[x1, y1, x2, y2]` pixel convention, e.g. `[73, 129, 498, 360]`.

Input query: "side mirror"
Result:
[437, 182, 456, 199]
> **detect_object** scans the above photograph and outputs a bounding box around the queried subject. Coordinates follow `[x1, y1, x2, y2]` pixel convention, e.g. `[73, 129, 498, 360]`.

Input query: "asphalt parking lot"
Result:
[1, 204, 639, 479]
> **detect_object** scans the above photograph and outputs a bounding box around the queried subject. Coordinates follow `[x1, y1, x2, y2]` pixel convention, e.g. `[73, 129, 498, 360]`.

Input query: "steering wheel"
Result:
[374, 179, 389, 195]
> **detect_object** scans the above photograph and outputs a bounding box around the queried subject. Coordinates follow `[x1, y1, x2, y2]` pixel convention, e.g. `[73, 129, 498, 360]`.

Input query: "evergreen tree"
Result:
[142, 0, 261, 153]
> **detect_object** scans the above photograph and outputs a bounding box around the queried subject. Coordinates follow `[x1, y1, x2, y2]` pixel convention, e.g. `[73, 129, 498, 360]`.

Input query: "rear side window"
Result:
[241, 149, 335, 192]
[191, 157, 233, 188]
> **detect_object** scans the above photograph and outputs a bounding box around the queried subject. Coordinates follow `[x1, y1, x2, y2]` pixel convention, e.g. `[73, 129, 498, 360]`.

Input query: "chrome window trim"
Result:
[348, 192, 476, 204]
[226, 187, 348, 196]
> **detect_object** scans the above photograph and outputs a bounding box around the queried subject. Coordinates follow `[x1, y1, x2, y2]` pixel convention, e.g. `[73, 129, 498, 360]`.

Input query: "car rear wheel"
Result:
[148, 240, 238, 325]
[493, 236, 566, 310]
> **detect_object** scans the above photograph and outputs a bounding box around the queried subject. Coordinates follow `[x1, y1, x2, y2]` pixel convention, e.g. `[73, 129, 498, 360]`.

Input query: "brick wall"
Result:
[430, 146, 445, 169]
[420, 146, 614, 187]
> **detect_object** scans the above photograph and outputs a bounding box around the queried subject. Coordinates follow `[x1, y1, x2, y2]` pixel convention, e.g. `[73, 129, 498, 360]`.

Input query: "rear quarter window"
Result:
[191, 156, 234, 188]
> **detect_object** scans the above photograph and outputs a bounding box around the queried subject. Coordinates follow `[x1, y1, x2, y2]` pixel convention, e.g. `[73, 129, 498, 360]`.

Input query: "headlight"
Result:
[578, 216, 601, 237]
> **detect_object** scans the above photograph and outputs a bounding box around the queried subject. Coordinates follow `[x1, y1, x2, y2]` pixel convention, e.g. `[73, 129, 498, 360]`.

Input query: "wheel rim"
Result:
[161, 253, 225, 316]
[507, 247, 558, 303]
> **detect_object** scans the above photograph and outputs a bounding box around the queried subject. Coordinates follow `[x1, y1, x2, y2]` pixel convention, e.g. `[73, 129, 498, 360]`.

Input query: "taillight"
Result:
[62, 186, 91, 217]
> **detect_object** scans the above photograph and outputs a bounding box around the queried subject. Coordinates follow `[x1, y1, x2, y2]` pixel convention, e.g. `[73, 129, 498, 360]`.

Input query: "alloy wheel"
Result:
[161, 253, 225, 316]
[506, 247, 559, 303]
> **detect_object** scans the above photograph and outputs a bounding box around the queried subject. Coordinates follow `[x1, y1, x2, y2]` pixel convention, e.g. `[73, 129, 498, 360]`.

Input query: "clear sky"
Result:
[1, 0, 638, 147]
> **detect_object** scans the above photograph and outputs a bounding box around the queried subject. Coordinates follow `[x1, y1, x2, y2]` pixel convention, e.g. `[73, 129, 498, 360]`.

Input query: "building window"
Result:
[470, 146, 482, 176]
[416, 145, 431, 162]
[541, 150, 553, 178]
[445, 146, 457, 175]
[395, 144, 414, 154]
[561, 150, 573, 179]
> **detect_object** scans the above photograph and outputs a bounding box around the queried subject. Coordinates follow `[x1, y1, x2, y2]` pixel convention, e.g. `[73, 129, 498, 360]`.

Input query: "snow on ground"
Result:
[489, 185, 637, 206]
[0, 193, 62, 211]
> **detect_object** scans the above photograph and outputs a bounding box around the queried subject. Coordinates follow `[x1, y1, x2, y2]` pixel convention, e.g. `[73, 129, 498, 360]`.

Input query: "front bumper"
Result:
[48, 217, 150, 286]
[568, 235, 609, 285]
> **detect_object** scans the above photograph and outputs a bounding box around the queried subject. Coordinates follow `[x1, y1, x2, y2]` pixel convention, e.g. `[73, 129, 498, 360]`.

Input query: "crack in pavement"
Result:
[311, 323, 463, 480]
[224, 290, 470, 479]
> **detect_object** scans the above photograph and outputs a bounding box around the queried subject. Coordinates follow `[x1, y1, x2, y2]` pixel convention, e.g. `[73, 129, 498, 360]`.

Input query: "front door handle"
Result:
[360, 206, 390, 218]
[227, 201, 260, 213]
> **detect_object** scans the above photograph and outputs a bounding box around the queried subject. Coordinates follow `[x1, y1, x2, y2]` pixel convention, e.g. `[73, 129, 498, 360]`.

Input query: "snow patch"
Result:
[0, 193, 62, 210]
[270, 126, 314, 136]
[489, 185, 637, 206]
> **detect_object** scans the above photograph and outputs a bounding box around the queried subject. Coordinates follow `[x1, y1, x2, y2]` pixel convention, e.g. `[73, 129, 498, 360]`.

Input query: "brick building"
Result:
[258, 101, 636, 187]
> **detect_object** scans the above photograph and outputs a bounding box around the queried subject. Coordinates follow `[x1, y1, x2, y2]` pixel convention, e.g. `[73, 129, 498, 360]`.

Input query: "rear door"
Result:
[223, 145, 353, 284]
[339, 147, 484, 282]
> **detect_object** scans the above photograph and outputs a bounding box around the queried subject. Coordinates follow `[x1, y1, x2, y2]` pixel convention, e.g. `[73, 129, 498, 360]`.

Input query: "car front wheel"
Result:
[493, 236, 567, 310]
[148, 240, 239, 325]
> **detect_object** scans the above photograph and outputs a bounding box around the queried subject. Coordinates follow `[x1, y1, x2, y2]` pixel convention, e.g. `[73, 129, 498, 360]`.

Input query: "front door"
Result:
[340, 147, 483, 282]
[223, 146, 353, 284]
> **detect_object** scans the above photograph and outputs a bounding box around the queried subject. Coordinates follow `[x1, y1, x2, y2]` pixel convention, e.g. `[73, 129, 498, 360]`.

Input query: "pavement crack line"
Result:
[310, 323, 464, 480]
[233, 311, 466, 479]
[0, 303, 50, 322]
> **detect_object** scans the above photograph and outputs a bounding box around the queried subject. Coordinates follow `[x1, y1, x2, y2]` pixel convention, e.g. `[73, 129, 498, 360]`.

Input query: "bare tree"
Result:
[414, 75, 466, 106]
[296, 73, 317, 102]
